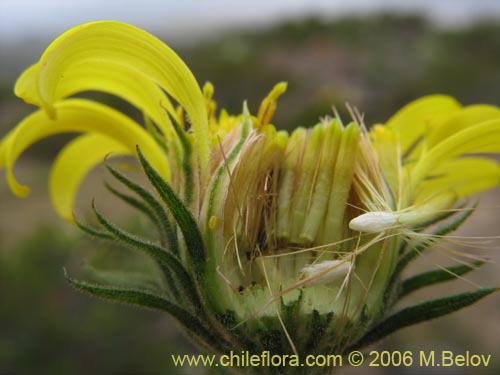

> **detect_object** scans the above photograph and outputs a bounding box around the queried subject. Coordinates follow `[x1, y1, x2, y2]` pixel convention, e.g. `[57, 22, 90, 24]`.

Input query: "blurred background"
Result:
[1, 1, 499, 374]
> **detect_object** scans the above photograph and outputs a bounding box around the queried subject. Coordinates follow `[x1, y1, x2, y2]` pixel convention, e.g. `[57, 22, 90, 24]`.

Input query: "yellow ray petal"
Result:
[44, 60, 176, 138]
[417, 157, 500, 201]
[14, 64, 39, 107]
[426, 105, 500, 148]
[370, 125, 400, 198]
[0, 131, 14, 169]
[385, 95, 461, 153]
[50, 133, 129, 222]
[3, 98, 169, 197]
[410, 119, 500, 194]
[14, 20, 208, 169]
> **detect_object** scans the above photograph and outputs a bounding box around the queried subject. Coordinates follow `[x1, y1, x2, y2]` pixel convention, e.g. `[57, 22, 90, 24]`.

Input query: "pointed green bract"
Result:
[74, 217, 115, 240]
[167, 111, 194, 204]
[136, 146, 206, 278]
[65, 273, 223, 351]
[105, 164, 180, 255]
[399, 261, 484, 298]
[83, 265, 164, 292]
[104, 182, 160, 231]
[91, 202, 204, 312]
[350, 288, 498, 350]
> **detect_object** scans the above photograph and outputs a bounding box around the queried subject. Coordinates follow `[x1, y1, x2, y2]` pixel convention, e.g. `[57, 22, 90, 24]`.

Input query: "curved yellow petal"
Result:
[3, 98, 169, 197]
[410, 119, 500, 194]
[44, 60, 176, 138]
[417, 157, 500, 201]
[385, 95, 461, 152]
[14, 20, 208, 169]
[50, 133, 130, 222]
[0, 130, 14, 168]
[426, 105, 500, 148]
[14, 64, 39, 107]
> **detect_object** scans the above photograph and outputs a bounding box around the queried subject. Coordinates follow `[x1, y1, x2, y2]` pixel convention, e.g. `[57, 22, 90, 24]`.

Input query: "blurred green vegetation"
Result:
[0, 223, 197, 374]
[1, 14, 500, 374]
[180, 14, 500, 130]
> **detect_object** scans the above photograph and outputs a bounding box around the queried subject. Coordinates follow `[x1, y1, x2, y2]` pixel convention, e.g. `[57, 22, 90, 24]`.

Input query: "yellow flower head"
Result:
[1, 20, 499, 357]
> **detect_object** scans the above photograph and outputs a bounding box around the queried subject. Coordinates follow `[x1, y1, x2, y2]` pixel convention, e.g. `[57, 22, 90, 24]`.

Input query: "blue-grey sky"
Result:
[2, 0, 500, 46]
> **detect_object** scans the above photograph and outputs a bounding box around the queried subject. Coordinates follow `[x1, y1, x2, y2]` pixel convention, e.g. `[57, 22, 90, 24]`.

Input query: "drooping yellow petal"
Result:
[0, 131, 14, 169]
[14, 20, 209, 170]
[34, 60, 176, 138]
[385, 95, 461, 153]
[3, 98, 169, 197]
[13, 64, 39, 107]
[417, 157, 500, 201]
[410, 119, 500, 195]
[50, 133, 129, 221]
